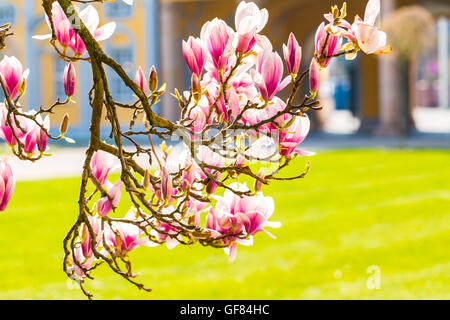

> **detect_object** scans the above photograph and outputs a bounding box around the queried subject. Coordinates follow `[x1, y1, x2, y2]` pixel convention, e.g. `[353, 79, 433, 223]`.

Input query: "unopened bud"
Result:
[60, 113, 69, 136]
[63, 62, 76, 98]
[309, 58, 320, 94]
[143, 169, 150, 190]
[149, 65, 158, 92]
[253, 168, 266, 192]
[206, 172, 221, 194]
[134, 66, 148, 95]
[191, 74, 201, 102]
[161, 167, 172, 202]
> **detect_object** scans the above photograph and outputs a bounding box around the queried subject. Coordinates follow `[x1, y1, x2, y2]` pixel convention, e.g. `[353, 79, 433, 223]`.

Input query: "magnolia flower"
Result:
[234, 1, 268, 53]
[134, 66, 148, 95]
[352, 0, 392, 55]
[278, 114, 314, 157]
[0, 160, 15, 211]
[36, 114, 50, 153]
[0, 103, 33, 146]
[283, 33, 302, 75]
[0, 55, 29, 100]
[24, 116, 49, 155]
[200, 18, 235, 70]
[68, 244, 94, 281]
[252, 50, 290, 101]
[97, 180, 123, 217]
[208, 182, 280, 262]
[32, 2, 73, 49]
[63, 62, 76, 97]
[314, 22, 342, 68]
[182, 37, 207, 76]
[34, 4, 116, 57]
[80, 215, 102, 259]
[90, 150, 115, 185]
[105, 210, 157, 255]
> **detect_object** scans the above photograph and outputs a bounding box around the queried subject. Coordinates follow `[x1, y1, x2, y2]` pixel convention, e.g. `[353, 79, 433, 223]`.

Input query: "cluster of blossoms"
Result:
[0, 0, 390, 297]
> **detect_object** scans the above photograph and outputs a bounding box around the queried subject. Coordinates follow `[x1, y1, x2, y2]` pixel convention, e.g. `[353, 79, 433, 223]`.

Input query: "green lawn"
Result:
[0, 149, 449, 299]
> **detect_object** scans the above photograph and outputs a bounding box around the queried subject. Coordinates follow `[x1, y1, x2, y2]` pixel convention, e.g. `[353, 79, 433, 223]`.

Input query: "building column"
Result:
[159, 1, 184, 122]
[375, 0, 402, 136]
[437, 17, 449, 109]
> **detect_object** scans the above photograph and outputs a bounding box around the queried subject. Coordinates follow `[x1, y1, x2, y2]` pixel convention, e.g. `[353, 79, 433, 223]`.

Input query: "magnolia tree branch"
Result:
[0, 0, 390, 299]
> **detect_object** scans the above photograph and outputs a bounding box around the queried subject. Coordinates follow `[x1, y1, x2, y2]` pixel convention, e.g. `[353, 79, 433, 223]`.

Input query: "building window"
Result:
[55, 57, 67, 100]
[0, 4, 15, 26]
[109, 46, 134, 101]
[106, 1, 132, 19]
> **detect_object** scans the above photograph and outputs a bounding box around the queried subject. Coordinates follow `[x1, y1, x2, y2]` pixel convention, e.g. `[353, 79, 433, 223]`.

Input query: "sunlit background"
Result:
[0, 0, 449, 299]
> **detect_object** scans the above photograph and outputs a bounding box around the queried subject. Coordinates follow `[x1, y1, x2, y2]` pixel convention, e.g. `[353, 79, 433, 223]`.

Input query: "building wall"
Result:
[1, 0, 158, 141]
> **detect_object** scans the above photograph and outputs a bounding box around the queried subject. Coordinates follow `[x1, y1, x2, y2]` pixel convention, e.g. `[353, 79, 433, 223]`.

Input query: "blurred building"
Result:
[0, 0, 448, 140]
[0, 0, 158, 140]
[158, 0, 449, 135]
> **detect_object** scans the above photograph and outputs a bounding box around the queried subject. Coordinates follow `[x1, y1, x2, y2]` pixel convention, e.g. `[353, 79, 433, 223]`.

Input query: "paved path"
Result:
[5, 132, 449, 181]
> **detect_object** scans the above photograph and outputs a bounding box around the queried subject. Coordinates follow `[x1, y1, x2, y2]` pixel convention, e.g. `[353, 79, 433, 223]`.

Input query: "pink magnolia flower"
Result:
[283, 33, 302, 75]
[34, 114, 50, 153]
[134, 66, 148, 95]
[70, 6, 116, 57]
[188, 105, 207, 133]
[182, 37, 207, 76]
[200, 18, 235, 70]
[252, 50, 290, 101]
[314, 22, 342, 68]
[309, 58, 320, 93]
[63, 62, 76, 98]
[69, 244, 94, 281]
[352, 0, 392, 55]
[153, 221, 180, 249]
[97, 180, 123, 217]
[234, 1, 268, 53]
[32, 2, 74, 49]
[104, 210, 157, 255]
[278, 114, 314, 157]
[0, 160, 15, 211]
[207, 182, 280, 262]
[90, 150, 115, 185]
[23, 125, 39, 155]
[0, 103, 33, 146]
[80, 215, 102, 259]
[0, 56, 29, 100]
[34, 4, 116, 57]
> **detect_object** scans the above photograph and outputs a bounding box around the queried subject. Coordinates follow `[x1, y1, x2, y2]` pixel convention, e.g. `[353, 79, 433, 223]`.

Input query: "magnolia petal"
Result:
[364, 0, 381, 26]
[295, 149, 316, 156]
[32, 34, 52, 40]
[94, 22, 116, 42]
[79, 5, 100, 34]
[374, 45, 392, 55]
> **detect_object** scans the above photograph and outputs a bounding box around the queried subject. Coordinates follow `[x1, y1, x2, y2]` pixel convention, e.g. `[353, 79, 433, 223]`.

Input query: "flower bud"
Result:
[253, 168, 265, 192]
[60, 113, 69, 136]
[134, 66, 148, 95]
[143, 169, 150, 190]
[206, 172, 221, 194]
[149, 66, 158, 92]
[309, 58, 320, 94]
[283, 33, 302, 75]
[191, 74, 201, 102]
[0, 160, 15, 211]
[63, 62, 76, 98]
[161, 167, 172, 202]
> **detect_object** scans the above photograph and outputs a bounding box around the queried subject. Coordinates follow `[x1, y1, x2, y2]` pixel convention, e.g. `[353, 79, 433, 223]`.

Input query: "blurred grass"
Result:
[0, 149, 449, 300]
